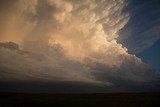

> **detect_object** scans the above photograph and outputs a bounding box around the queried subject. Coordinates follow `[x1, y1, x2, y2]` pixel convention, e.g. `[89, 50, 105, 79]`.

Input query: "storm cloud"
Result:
[0, 0, 159, 92]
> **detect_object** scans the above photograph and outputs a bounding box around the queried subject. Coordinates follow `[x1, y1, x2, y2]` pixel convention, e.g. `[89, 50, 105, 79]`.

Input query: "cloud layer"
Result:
[0, 0, 159, 90]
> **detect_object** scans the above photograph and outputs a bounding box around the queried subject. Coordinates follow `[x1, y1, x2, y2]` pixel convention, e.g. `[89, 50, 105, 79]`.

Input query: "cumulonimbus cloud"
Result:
[0, 0, 159, 89]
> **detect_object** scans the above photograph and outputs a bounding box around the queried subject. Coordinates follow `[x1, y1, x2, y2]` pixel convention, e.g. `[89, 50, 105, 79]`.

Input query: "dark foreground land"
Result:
[0, 93, 160, 107]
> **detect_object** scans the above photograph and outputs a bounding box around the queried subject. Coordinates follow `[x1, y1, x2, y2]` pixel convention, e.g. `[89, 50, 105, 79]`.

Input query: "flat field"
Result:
[0, 93, 159, 107]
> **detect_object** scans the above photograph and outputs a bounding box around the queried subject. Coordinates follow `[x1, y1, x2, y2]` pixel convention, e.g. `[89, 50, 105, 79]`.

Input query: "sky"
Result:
[0, 0, 159, 93]
[118, 0, 160, 71]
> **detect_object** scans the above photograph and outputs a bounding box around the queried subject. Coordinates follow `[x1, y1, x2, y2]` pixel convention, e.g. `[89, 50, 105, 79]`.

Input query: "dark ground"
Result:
[0, 93, 160, 107]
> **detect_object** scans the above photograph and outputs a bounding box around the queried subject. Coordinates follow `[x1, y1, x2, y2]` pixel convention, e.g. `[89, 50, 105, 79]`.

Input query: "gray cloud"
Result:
[0, 42, 19, 50]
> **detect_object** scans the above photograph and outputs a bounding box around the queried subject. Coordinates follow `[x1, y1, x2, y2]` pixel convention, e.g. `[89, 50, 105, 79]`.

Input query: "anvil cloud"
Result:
[0, 0, 159, 91]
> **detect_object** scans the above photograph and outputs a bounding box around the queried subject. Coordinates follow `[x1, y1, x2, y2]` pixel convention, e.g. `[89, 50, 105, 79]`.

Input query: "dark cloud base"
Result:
[0, 81, 159, 93]
[0, 41, 160, 92]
